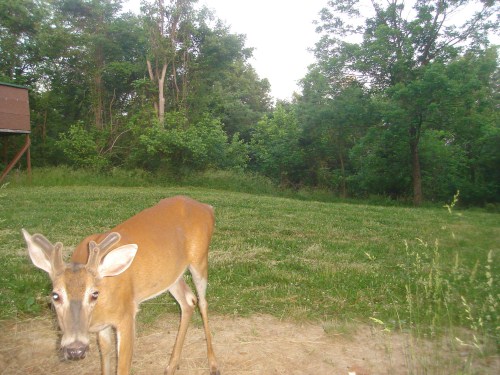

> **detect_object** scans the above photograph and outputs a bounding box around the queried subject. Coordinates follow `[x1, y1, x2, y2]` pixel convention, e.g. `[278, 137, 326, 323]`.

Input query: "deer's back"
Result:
[71, 196, 215, 303]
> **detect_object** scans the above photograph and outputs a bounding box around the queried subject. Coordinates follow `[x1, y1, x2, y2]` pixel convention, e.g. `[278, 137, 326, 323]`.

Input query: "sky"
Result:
[196, 0, 327, 101]
[123, 0, 327, 101]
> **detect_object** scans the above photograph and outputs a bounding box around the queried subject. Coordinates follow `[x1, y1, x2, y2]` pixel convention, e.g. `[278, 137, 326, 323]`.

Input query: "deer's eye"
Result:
[90, 291, 99, 301]
[52, 292, 61, 302]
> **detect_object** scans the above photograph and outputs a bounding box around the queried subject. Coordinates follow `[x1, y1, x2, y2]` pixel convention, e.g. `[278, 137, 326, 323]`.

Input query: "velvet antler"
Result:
[86, 232, 121, 272]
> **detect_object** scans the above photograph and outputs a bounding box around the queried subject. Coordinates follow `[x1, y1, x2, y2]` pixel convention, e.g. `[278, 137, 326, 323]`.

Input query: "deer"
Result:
[22, 196, 220, 375]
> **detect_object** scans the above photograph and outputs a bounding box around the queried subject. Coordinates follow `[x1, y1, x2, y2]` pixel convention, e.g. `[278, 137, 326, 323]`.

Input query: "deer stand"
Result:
[0, 82, 31, 183]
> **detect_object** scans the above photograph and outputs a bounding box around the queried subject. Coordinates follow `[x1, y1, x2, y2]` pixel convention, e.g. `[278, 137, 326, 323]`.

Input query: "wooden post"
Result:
[26, 134, 31, 183]
[0, 134, 30, 183]
[2, 136, 7, 164]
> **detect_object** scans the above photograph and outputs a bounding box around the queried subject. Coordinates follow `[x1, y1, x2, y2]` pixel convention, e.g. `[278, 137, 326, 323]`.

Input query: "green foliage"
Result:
[56, 122, 110, 171]
[250, 105, 304, 186]
[297, 78, 377, 193]
[389, 53, 494, 204]
[419, 130, 467, 202]
[350, 124, 482, 204]
[312, 0, 499, 205]
[187, 23, 272, 138]
[0, 0, 48, 84]
[349, 124, 412, 199]
[139, 112, 248, 174]
[1, 0, 498, 206]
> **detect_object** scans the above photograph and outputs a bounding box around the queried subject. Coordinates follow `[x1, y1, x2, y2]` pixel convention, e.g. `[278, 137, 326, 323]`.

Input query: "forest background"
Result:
[1, 0, 498, 206]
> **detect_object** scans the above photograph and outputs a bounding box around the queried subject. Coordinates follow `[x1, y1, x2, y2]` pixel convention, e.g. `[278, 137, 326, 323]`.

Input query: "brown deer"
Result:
[22, 196, 220, 375]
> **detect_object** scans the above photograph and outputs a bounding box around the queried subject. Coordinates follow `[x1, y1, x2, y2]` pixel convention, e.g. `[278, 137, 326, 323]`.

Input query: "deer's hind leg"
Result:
[189, 264, 220, 375]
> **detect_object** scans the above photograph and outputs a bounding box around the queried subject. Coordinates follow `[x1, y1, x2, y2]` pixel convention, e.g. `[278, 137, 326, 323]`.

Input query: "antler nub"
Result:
[86, 232, 121, 272]
[98, 232, 121, 250]
[87, 245, 101, 271]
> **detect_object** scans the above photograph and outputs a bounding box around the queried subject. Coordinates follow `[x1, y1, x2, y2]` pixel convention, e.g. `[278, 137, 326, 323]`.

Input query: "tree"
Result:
[443, 49, 499, 204]
[142, 0, 198, 122]
[44, 0, 127, 129]
[0, 0, 48, 85]
[250, 105, 304, 186]
[298, 72, 377, 196]
[349, 119, 412, 199]
[176, 16, 271, 138]
[138, 111, 248, 174]
[315, 0, 498, 204]
[350, 51, 498, 203]
[25, 0, 147, 166]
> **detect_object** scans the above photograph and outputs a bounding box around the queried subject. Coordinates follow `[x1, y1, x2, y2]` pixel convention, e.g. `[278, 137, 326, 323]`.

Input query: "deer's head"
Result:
[22, 229, 137, 360]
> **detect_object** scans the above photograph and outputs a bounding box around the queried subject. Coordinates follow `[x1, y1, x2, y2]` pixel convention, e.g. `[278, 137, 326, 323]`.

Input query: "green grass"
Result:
[1, 177, 499, 368]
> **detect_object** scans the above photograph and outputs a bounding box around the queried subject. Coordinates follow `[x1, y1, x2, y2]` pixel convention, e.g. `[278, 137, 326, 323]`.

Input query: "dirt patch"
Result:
[0, 314, 497, 374]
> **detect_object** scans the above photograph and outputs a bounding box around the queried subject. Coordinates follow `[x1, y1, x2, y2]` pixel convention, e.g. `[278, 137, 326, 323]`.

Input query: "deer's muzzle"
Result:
[63, 341, 89, 360]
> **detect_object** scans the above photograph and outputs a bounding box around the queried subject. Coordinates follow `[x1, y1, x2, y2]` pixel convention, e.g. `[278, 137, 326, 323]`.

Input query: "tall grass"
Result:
[5, 166, 155, 187]
[4, 166, 419, 206]
[367, 193, 499, 373]
[5, 167, 284, 196]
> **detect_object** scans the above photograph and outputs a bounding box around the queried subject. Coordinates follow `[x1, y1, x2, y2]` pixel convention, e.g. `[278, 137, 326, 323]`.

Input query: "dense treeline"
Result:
[1, 0, 498, 205]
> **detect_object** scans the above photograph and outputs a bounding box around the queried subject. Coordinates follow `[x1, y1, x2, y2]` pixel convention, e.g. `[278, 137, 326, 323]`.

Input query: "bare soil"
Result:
[0, 314, 498, 375]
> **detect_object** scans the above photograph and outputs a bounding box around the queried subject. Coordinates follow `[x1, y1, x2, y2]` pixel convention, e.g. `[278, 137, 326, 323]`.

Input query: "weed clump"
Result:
[377, 192, 499, 372]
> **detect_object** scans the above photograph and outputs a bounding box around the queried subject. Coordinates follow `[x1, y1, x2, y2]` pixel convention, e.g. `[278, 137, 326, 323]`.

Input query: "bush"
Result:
[139, 112, 248, 174]
[249, 105, 304, 186]
[56, 122, 110, 171]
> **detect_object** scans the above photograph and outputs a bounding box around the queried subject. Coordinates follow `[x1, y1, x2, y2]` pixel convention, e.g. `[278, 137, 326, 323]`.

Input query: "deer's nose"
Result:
[63, 341, 88, 360]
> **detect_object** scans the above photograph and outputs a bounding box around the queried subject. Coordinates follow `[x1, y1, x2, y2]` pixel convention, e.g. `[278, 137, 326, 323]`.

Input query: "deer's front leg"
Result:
[97, 326, 114, 375]
[115, 317, 135, 375]
[165, 278, 197, 375]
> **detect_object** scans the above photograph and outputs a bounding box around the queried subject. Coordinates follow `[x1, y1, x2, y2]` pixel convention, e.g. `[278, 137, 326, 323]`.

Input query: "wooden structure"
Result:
[0, 82, 31, 183]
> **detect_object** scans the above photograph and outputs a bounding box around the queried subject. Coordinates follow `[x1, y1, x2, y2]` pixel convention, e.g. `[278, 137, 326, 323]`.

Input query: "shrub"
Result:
[56, 122, 110, 171]
[139, 112, 248, 174]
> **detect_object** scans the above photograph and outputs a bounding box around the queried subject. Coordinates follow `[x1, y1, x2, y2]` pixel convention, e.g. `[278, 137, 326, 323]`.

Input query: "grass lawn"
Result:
[1, 184, 498, 362]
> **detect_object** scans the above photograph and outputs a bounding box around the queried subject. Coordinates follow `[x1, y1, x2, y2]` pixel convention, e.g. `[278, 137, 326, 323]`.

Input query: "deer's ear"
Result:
[98, 244, 138, 277]
[22, 229, 53, 274]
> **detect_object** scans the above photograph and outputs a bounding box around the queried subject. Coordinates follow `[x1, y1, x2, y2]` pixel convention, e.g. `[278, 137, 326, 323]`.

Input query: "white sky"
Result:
[197, 0, 327, 101]
[123, 0, 327, 101]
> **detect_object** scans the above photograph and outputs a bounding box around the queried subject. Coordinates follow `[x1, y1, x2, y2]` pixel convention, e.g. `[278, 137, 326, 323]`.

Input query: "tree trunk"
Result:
[42, 110, 47, 144]
[93, 12, 105, 130]
[146, 60, 159, 116]
[172, 60, 180, 107]
[94, 73, 104, 129]
[409, 125, 423, 206]
[339, 150, 347, 198]
[181, 49, 189, 108]
[147, 60, 167, 122]
[158, 63, 167, 123]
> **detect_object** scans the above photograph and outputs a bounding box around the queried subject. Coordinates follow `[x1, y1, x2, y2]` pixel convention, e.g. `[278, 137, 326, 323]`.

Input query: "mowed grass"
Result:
[1, 185, 498, 351]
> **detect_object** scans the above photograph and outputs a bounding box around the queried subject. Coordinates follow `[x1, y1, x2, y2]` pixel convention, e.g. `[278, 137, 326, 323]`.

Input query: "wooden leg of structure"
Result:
[0, 134, 31, 183]
[26, 134, 31, 183]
